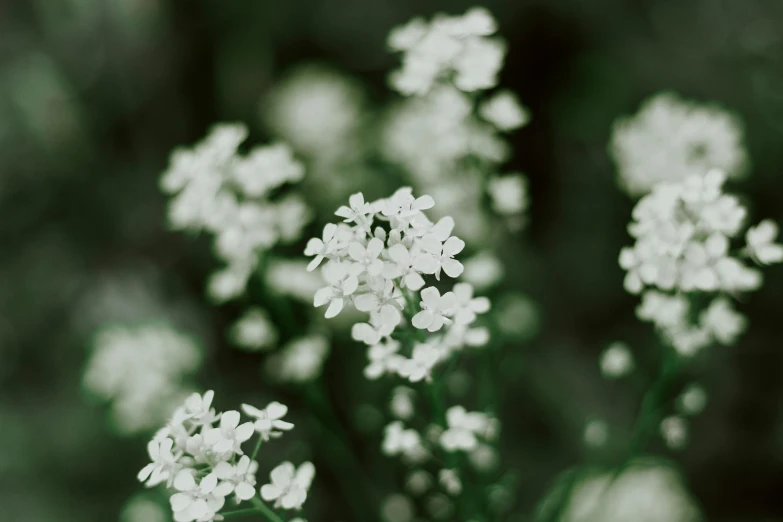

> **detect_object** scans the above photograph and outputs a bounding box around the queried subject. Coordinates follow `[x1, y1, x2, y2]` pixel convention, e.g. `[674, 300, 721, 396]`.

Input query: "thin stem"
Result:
[221, 507, 265, 519]
[250, 433, 264, 462]
[249, 498, 285, 522]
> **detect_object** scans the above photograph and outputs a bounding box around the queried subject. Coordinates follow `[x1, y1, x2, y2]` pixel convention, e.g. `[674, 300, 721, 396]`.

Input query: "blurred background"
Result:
[2, 0, 783, 520]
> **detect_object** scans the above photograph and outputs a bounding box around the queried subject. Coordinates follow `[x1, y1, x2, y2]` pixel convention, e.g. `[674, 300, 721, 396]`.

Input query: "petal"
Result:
[304, 237, 324, 256]
[214, 482, 235, 498]
[419, 235, 443, 255]
[414, 195, 435, 210]
[266, 402, 288, 420]
[442, 259, 464, 278]
[348, 242, 366, 262]
[271, 462, 295, 486]
[412, 254, 438, 274]
[366, 237, 384, 258]
[260, 484, 281, 501]
[323, 223, 337, 242]
[420, 287, 440, 306]
[170, 493, 192, 512]
[349, 192, 365, 209]
[235, 422, 255, 442]
[236, 482, 256, 500]
[325, 297, 344, 318]
[452, 282, 473, 301]
[313, 286, 333, 307]
[342, 276, 359, 295]
[241, 403, 264, 418]
[430, 216, 455, 241]
[405, 272, 425, 291]
[412, 310, 433, 329]
[137, 463, 155, 482]
[174, 470, 197, 491]
[200, 472, 218, 494]
[388, 243, 410, 265]
[189, 499, 209, 519]
[214, 462, 234, 480]
[443, 236, 465, 256]
[306, 255, 324, 272]
[354, 292, 380, 312]
[335, 205, 353, 218]
[471, 296, 491, 313]
[221, 410, 241, 430]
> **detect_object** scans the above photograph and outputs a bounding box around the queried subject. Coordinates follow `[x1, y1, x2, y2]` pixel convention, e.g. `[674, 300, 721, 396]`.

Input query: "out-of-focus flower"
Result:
[265, 335, 330, 384]
[599, 342, 634, 379]
[610, 91, 748, 196]
[229, 308, 277, 351]
[260, 461, 315, 510]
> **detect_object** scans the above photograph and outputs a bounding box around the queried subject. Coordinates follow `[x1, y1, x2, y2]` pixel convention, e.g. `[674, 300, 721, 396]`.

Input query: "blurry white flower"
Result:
[266, 259, 325, 302]
[677, 384, 708, 416]
[382, 421, 428, 462]
[406, 470, 433, 496]
[610, 91, 747, 196]
[542, 460, 702, 522]
[745, 219, 783, 265]
[599, 342, 634, 379]
[387, 8, 505, 95]
[451, 282, 491, 325]
[660, 416, 688, 450]
[83, 323, 202, 435]
[260, 461, 315, 510]
[261, 63, 366, 156]
[583, 419, 609, 449]
[121, 496, 168, 522]
[438, 468, 462, 495]
[389, 386, 416, 420]
[479, 90, 530, 131]
[488, 174, 528, 216]
[440, 406, 498, 452]
[468, 443, 499, 472]
[365, 339, 405, 380]
[699, 297, 746, 346]
[266, 335, 330, 383]
[381, 493, 415, 522]
[241, 402, 294, 441]
[232, 143, 304, 198]
[398, 342, 442, 383]
[229, 308, 277, 351]
[461, 251, 504, 290]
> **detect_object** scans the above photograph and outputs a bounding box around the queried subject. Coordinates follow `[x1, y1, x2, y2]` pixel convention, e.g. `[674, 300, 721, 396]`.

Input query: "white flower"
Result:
[487, 174, 528, 216]
[398, 342, 443, 383]
[313, 262, 359, 318]
[348, 237, 385, 276]
[438, 469, 462, 495]
[241, 402, 294, 441]
[214, 455, 258, 502]
[384, 243, 426, 290]
[660, 416, 688, 450]
[178, 390, 218, 427]
[170, 471, 227, 522]
[415, 234, 465, 280]
[382, 421, 428, 462]
[599, 342, 634, 379]
[231, 143, 304, 198]
[390, 386, 416, 420]
[745, 219, 783, 265]
[365, 340, 405, 380]
[412, 287, 456, 332]
[138, 437, 180, 487]
[353, 278, 405, 327]
[610, 91, 748, 196]
[335, 192, 373, 226]
[479, 90, 530, 131]
[203, 410, 255, 455]
[260, 461, 315, 510]
[677, 384, 708, 416]
[304, 223, 344, 271]
[451, 282, 490, 325]
[230, 308, 277, 351]
[583, 419, 609, 448]
[440, 406, 497, 452]
[265, 335, 330, 383]
[699, 297, 746, 345]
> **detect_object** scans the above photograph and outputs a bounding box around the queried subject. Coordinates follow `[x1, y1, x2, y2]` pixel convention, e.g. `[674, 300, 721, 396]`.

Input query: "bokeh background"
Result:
[3, 0, 783, 520]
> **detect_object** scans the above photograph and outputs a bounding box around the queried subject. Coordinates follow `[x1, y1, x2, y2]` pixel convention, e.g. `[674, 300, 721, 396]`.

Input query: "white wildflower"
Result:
[745, 219, 783, 265]
[229, 308, 277, 351]
[241, 402, 294, 441]
[260, 461, 315, 510]
[479, 90, 530, 131]
[599, 342, 634, 379]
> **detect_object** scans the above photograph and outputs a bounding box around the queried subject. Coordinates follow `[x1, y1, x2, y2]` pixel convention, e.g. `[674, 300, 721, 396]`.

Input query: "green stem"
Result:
[249, 498, 285, 522]
[250, 433, 264, 461]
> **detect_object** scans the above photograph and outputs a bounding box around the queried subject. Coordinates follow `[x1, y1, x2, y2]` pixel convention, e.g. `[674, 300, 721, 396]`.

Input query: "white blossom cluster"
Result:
[387, 7, 505, 95]
[83, 323, 202, 435]
[619, 169, 783, 355]
[610, 91, 748, 196]
[137, 390, 314, 521]
[160, 123, 310, 304]
[382, 8, 531, 241]
[305, 189, 491, 383]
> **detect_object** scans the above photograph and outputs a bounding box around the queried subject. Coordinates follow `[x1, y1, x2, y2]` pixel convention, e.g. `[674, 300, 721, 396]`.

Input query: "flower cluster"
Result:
[610, 91, 748, 196]
[160, 123, 310, 304]
[137, 390, 313, 521]
[382, 8, 530, 241]
[387, 7, 505, 95]
[305, 189, 491, 383]
[619, 169, 783, 355]
[83, 323, 202, 435]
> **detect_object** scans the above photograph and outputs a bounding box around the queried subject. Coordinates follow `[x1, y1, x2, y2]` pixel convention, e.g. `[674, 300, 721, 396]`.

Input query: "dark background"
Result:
[2, 0, 783, 520]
